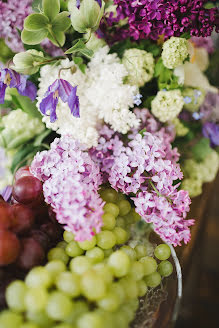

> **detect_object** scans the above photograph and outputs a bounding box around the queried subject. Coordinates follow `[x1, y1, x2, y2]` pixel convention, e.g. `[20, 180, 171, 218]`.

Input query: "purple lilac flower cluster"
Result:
[0, 0, 32, 53]
[90, 109, 194, 246]
[31, 136, 104, 241]
[99, 0, 218, 43]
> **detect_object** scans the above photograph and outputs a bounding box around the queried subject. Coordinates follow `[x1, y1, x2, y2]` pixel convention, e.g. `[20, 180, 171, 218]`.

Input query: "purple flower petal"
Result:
[68, 86, 80, 118]
[0, 81, 7, 104]
[17, 80, 37, 101]
[40, 92, 59, 123]
[58, 79, 73, 103]
[0, 185, 12, 202]
[202, 122, 219, 147]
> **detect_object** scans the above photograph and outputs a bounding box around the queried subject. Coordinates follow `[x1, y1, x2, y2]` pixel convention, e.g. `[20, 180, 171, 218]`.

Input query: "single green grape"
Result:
[108, 250, 131, 277]
[113, 227, 128, 244]
[131, 209, 141, 222]
[93, 263, 113, 285]
[102, 213, 116, 230]
[97, 291, 120, 312]
[134, 245, 148, 260]
[26, 310, 53, 328]
[45, 260, 66, 279]
[96, 230, 116, 249]
[120, 277, 138, 300]
[25, 288, 48, 313]
[128, 261, 145, 281]
[103, 203, 119, 217]
[46, 291, 74, 321]
[0, 311, 23, 328]
[63, 231, 75, 243]
[115, 216, 126, 229]
[81, 270, 106, 301]
[65, 241, 84, 257]
[25, 266, 52, 289]
[70, 256, 92, 275]
[158, 260, 173, 277]
[65, 301, 89, 325]
[120, 245, 137, 261]
[111, 282, 125, 303]
[144, 272, 162, 288]
[100, 188, 118, 203]
[78, 236, 96, 250]
[52, 324, 74, 328]
[139, 256, 157, 275]
[47, 247, 69, 264]
[154, 244, 171, 261]
[57, 241, 68, 249]
[56, 272, 81, 297]
[137, 280, 148, 297]
[77, 312, 103, 328]
[6, 280, 27, 312]
[118, 200, 131, 216]
[85, 247, 104, 263]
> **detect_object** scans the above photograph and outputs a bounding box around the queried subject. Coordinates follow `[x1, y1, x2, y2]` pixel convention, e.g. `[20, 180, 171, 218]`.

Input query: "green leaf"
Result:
[65, 39, 86, 54]
[73, 57, 83, 65]
[191, 138, 212, 162]
[79, 63, 86, 74]
[21, 29, 48, 45]
[80, 47, 94, 59]
[33, 129, 52, 146]
[48, 30, 66, 47]
[24, 13, 49, 31]
[52, 12, 71, 32]
[9, 89, 42, 119]
[180, 32, 191, 39]
[43, 0, 60, 21]
[154, 58, 164, 77]
[11, 144, 40, 173]
[32, 0, 43, 12]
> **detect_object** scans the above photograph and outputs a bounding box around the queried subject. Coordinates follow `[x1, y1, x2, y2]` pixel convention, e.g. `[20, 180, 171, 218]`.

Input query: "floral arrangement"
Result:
[0, 0, 218, 327]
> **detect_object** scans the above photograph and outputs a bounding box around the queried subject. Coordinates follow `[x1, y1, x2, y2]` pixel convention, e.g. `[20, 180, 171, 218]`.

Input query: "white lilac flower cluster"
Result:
[162, 37, 189, 69]
[122, 48, 155, 87]
[0, 148, 13, 191]
[181, 150, 219, 197]
[151, 90, 184, 123]
[37, 46, 140, 147]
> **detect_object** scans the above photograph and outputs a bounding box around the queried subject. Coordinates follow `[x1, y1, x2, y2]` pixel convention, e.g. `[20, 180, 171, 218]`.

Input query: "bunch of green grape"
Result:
[0, 188, 173, 328]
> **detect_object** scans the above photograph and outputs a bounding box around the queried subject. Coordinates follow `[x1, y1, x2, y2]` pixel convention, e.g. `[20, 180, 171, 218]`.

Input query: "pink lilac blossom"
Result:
[0, 0, 32, 53]
[99, 0, 218, 43]
[108, 131, 194, 246]
[31, 136, 104, 241]
[191, 36, 214, 54]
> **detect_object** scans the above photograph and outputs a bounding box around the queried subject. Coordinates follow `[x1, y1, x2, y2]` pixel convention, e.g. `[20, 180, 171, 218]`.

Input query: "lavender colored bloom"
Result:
[203, 122, 219, 147]
[39, 79, 80, 123]
[133, 94, 143, 106]
[76, 0, 102, 8]
[0, 68, 37, 104]
[191, 36, 214, 54]
[0, 186, 12, 202]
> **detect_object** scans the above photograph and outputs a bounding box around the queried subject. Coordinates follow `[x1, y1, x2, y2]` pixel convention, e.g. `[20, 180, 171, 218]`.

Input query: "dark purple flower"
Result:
[39, 79, 80, 123]
[0, 68, 37, 104]
[203, 122, 219, 147]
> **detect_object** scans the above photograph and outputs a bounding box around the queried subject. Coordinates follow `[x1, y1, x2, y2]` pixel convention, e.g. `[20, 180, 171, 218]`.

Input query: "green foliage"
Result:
[22, 0, 71, 46]
[11, 144, 41, 173]
[0, 39, 14, 64]
[65, 39, 94, 59]
[191, 138, 212, 162]
[154, 58, 180, 90]
[110, 39, 161, 58]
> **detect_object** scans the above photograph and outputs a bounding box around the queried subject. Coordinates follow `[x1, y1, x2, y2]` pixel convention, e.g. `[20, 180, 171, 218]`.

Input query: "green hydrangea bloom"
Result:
[201, 150, 219, 183]
[162, 37, 189, 69]
[172, 118, 189, 137]
[151, 90, 184, 123]
[182, 88, 205, 112]
[181, 178, 203, 198]
[0, 109, 45, 149]
[122, 48, 155, 87]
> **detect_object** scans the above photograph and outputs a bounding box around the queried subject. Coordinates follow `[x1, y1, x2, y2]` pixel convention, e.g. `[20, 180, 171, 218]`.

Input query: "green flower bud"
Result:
[85, 32, 106, 52]
[0, 109, 45, 149]
[182, 87, 205, 112]
[12, 50, 45, 75]
[68, 0, 105, 33]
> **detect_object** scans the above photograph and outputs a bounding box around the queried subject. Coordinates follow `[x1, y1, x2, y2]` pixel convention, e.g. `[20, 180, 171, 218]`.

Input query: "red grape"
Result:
[41, 222, 62, 241]
[14, 166, 32, 181]
[11, 204, 35, 235]
[12, 176, 43, 204]
[0, 230, 21, 266]
[16, 238, 45, 270]
[0, 203, 13, 230]
[30, 229, 50, 250]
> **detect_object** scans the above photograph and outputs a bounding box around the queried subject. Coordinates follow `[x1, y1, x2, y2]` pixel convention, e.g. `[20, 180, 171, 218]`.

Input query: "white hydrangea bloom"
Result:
[162, 37, 189, 69]
[37, 46, 139, 148]
[151, 90, 184, 123]
[0, 148, 13, 190]
[122, 48, 154, 87]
